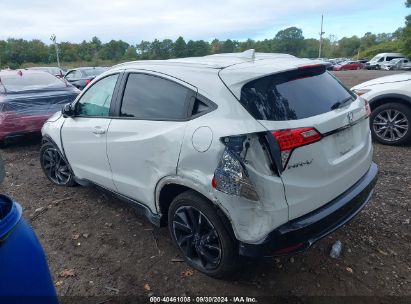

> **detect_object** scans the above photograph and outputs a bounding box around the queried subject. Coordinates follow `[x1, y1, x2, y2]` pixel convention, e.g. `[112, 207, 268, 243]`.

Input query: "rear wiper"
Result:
[331, 96, 353, 110]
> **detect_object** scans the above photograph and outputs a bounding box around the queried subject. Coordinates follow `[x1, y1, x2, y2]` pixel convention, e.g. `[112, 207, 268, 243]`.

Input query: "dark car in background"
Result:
[64, 67, 107, 90]
[333, 61, 364, 71]
[28, 66, 66, 78]
[0, 70, 79, 146]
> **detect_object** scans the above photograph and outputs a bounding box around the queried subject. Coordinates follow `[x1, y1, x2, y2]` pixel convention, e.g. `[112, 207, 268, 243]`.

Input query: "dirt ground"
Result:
[0, 70, 410, 300]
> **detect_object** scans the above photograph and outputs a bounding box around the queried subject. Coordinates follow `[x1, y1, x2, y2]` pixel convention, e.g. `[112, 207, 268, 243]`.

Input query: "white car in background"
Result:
[382, 58, 411, 70]
[352, 73, 411, 145]
[40, 51, 378, 277]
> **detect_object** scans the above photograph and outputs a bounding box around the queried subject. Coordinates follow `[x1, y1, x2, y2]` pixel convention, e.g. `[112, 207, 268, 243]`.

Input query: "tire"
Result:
[168, 190, 238, 278]
[370, 102, 411, 145]
[375, 65, 380, 70]
[40, 142, 76, 186]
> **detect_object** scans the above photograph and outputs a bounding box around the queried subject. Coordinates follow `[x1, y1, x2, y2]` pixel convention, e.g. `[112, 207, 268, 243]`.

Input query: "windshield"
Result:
[0, 72, 66, 92]
[370, 55, 382, 62]
[240, 66, 355, 121]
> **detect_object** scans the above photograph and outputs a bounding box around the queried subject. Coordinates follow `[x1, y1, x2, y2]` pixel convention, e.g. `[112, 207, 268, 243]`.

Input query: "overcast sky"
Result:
[0, 0, 408, 44]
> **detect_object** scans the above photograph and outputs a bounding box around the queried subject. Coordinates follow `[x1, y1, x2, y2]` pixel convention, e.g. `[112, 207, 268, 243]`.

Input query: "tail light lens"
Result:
[85, 79, 92, 85]
[272, 127, 322, 169]
[212, 148, 259, 201]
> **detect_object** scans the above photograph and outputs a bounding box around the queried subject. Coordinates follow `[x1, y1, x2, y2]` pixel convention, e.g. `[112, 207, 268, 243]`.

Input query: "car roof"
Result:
[112, 51, 297, 70]
[108, 50, 326, 99]
[374, 53, 404, 57]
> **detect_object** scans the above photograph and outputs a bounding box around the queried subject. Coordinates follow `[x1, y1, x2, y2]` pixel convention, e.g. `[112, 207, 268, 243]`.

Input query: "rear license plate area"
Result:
[335, 127, 354, 155]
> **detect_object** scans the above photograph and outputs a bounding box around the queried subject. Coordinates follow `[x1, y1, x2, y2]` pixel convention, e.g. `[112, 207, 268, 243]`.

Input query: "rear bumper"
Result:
[239, 162, 378, 257]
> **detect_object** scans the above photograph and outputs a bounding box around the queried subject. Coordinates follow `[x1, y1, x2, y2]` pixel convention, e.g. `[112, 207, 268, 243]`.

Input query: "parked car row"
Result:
[364, 53, 406, 70]
[319, 53, 410, 71]
[332, 60, 364, 71]
[0, 69, 80, 146]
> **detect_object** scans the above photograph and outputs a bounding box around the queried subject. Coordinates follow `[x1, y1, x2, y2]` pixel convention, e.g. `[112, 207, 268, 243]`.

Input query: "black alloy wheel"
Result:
[371, 103, 411, 145]
[172, 206, 222, 270]
[168, 190, 237, 278]
[40, 143, 75, 186]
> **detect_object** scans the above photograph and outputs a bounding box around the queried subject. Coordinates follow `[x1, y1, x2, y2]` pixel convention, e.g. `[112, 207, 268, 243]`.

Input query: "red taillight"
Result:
[211, 176, 217, 188]
[272, 127, 322, 151]
[85, 79, 91, 85]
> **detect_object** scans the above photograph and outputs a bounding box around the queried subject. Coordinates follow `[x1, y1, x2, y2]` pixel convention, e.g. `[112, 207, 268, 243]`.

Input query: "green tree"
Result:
[186, 40, 210, 57]
[335, 36, 361, 57]
[221, 39, 237, 53]
[211, 39, 222, 54]
[401, 0, 411, 57]
[238, 39, 256, 52]
[123, 46, 138, 61]
[99, 40, 129, 60]
[136, 40, 152, 60]
[273, 27, 304, 56]
[361, 32, 377, 49]
[300, 38, 319, 58]
[173, 36, 187, 58]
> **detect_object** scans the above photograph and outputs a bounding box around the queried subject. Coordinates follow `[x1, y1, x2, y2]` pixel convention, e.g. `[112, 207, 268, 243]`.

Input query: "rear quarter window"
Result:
[240, 66, 355, 121]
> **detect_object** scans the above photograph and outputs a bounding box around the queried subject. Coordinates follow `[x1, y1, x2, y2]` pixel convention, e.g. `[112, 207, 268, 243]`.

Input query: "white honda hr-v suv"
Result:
[40, 51, 378, 277]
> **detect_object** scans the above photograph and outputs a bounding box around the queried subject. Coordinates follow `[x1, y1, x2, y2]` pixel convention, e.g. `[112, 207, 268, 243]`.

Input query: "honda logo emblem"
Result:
[347, 112, 354, 124]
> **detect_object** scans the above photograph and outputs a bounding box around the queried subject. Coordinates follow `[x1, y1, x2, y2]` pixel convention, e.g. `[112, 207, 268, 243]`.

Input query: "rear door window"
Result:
[240, 66, 355, 121]
[119, 73, 191, 120]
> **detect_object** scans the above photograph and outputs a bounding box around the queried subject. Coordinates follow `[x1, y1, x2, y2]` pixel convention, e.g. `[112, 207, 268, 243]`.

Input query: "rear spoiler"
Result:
[219, 59, 328, 100]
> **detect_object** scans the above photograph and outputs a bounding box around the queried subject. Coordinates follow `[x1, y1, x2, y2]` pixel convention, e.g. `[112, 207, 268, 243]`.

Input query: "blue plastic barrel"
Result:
[0, 194, 58, 304]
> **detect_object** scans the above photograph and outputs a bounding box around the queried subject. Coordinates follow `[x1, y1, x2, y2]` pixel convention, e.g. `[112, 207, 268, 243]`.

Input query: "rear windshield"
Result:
[82, 68, 105, 77]
[240, 66, 355, 121]
[0, 72, 66, 92]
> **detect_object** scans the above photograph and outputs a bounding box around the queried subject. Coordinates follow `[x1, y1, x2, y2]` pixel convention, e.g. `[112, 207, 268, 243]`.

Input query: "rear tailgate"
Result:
[220, 62, 373, 220]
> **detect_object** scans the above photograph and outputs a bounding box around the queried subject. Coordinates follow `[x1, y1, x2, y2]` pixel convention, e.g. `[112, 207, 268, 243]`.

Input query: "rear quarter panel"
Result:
[176, 79, 289, 244]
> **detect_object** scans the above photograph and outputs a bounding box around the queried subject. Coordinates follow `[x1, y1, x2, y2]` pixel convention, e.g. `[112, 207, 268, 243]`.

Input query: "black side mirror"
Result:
[62, 103, 74, 118]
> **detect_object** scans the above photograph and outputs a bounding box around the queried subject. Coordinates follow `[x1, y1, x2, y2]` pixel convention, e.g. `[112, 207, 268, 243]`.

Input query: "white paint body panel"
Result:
[351, 73, 411, 103]
[107, 120, 187, 212]
[61, 117, 116, 190]
[257, 98, 372, 219]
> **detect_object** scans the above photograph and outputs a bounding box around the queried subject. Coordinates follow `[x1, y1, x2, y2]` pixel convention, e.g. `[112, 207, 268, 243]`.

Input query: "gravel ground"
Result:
[0, 70, 410, 299]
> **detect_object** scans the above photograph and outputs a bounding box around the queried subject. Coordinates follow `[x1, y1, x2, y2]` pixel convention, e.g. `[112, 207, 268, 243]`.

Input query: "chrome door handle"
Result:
[92, 127, 106, 135]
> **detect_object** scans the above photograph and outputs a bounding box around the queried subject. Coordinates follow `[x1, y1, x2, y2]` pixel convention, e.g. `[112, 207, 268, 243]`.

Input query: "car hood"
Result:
[352, 73, 411, 89]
